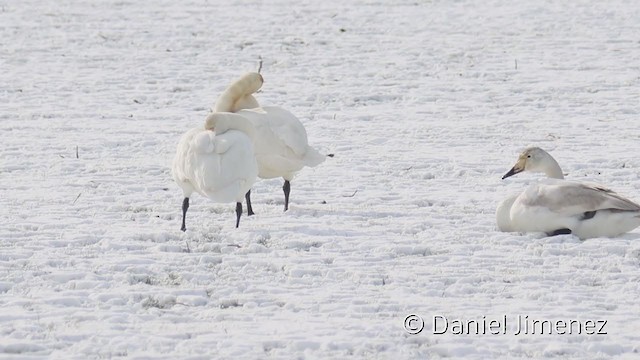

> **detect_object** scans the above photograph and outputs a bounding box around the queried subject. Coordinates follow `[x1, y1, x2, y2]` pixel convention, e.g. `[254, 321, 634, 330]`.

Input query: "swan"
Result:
[497, 147, 640, 239]
[172, 113, 258, 230]
[214, 72, 327, 214]
[236, 106, 326, 214]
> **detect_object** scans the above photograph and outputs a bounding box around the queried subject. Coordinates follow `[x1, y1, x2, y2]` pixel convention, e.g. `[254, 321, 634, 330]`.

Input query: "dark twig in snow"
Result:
[258, 56, 263, 74]
[72, 193, 82, 205]
[343, 190, 358, 197]
[76, 145, 79, 159]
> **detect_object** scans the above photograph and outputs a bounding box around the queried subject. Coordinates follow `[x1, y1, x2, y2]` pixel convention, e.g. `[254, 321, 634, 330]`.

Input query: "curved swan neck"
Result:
[214, 73, 263, 112]
[543, 157, 564, 179]
[205, 113, 256, 140]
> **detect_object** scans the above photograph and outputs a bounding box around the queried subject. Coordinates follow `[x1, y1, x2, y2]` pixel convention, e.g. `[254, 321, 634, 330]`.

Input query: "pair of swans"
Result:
[213, 73, 326, 215]
[172, 73, 326, 230]
[497, 147, 640, 239]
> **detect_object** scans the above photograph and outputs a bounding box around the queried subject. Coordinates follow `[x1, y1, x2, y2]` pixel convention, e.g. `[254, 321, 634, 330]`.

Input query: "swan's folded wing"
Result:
[531, 181, 640, 216]
[191, 131, 216, 154]
[273, 121, 309, 157]
[259, 107, 310, 157]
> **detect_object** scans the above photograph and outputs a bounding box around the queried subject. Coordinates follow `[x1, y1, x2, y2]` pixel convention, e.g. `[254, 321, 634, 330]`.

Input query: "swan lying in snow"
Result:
[496, 147, 640, 239]
[215, 72, 327, 214]
[172, 113, 258, 230]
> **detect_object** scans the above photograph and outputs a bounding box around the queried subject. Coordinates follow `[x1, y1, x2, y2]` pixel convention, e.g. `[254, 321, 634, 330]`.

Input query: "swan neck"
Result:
[544, 158, 564, 179]
[218, 115, 255, 139]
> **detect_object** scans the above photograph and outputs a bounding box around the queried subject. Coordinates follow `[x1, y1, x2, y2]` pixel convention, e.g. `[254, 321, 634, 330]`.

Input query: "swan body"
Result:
[172, 113, 258, 230]
[236, 106, 326, 180]
[496, 192, 519, 233]
[497, 147, 640, 239]
[214, 72, 326, 213]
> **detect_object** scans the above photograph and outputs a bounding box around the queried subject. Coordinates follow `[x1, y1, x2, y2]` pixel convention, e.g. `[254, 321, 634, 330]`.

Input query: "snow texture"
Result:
[2, 0, 640, 358]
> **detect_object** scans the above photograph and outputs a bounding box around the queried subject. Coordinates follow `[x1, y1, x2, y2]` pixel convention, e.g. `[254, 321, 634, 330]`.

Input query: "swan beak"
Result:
[502, 165, 523, 179]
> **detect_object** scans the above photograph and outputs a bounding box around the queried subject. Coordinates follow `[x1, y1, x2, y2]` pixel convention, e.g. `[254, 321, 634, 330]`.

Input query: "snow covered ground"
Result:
[2, 0, 640, 358]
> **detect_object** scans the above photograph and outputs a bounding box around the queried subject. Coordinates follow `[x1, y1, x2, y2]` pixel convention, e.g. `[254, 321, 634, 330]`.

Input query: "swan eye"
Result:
[527, 155, 531, 158]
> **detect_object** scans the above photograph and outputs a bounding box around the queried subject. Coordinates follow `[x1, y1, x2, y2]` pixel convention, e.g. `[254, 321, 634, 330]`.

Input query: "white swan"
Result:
[497, 147, 640, 239]
[172, 113, 258, 230]
[214, 72, 327, 214]
[237, 106, 326, 213]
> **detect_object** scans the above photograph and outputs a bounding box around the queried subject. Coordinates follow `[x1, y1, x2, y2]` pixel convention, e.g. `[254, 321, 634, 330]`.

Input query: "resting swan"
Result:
[172, 113, 258, 230]
[214, 72, 327, 214]
[496, 147, 640, 239]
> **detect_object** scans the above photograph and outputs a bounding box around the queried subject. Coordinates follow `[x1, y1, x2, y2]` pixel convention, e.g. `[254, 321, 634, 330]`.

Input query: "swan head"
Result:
[204, 113, 220, 131]
[245, 72, 264, 93]
[502, 147, 564, 180]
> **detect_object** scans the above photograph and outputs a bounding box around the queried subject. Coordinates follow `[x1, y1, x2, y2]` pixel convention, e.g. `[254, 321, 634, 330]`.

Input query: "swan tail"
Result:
[214, 72, 264, 113]
[303, 146, 326, 167]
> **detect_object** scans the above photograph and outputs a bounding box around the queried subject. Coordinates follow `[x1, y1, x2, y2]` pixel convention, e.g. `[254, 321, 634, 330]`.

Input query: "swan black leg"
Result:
[283, 180, 291, 212]
[235, 202, 242, 228]
[180, 197, 189, 232]
[549, 228, 571, 236]
[245, 190, 255, 216]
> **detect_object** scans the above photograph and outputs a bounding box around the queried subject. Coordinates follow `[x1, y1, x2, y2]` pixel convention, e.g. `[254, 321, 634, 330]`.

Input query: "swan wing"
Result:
[270, 119, 309, 157]
[239, 107, 310, 156]
[261, 107, 310, 157]
[525, 180, 640, 216]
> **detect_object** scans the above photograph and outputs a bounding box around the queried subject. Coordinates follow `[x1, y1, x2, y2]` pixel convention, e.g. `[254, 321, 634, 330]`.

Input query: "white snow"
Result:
[2, 0, 640, 358]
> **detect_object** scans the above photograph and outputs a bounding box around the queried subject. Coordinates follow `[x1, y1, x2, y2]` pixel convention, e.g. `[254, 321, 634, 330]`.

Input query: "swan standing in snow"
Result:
[496, 147, 640, 239]
[172, 113, 258, 230]
[236, 106, 326, 213]
[214, 72, 327, 214]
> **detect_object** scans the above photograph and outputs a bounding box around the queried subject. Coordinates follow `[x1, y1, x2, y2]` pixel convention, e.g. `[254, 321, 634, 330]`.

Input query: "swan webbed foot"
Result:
[549, 228, 571, 236]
